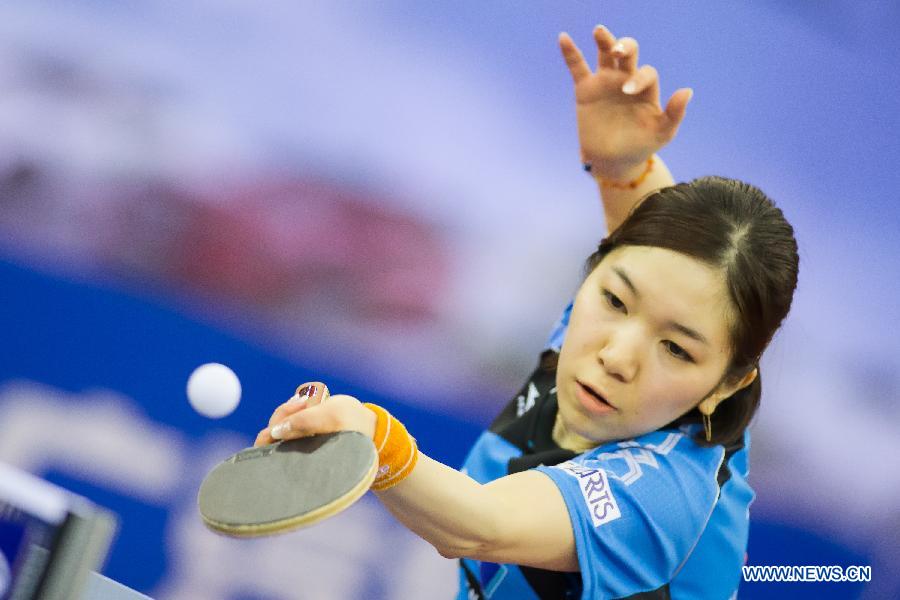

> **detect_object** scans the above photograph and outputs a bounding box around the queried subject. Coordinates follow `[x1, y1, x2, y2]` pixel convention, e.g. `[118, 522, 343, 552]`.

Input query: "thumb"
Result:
[660, 87, 693, 141]
[270, 403, 336, 440]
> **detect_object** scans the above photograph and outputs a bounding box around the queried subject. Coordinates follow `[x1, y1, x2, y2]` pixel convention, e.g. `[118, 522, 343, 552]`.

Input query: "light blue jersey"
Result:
[455, 302, 754, 599]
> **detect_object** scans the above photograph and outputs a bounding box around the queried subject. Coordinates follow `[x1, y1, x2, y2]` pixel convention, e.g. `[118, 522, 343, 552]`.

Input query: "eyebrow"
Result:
[611, 266, 710, 346]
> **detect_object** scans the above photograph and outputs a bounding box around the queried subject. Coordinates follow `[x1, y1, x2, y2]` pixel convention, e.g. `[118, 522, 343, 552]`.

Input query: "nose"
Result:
[596, 328, 640, 383]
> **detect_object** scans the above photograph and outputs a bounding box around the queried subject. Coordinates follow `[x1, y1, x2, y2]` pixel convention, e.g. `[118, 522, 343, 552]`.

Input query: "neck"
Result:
[552, 413, 598, 454]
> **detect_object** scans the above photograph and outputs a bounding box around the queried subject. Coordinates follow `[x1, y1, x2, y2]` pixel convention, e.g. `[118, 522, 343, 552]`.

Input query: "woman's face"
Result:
[556, 245, 738, 446]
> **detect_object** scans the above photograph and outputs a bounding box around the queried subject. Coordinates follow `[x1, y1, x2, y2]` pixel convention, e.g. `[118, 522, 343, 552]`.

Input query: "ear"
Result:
[698, 368, 758, 416]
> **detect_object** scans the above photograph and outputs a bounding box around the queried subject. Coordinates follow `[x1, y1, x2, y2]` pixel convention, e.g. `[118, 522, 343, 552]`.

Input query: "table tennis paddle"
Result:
[198, 431, 378, 537]
[197, 385, 378, 537]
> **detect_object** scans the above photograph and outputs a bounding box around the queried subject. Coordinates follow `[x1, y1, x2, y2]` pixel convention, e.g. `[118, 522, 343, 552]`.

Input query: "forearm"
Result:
[592, 153, 675, 235]
[372, 452, 576, 569]
[372, 453, 499, 557]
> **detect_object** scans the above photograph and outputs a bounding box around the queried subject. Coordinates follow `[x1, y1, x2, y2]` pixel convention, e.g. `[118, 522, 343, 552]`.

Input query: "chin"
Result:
[559, 409, 609, 445]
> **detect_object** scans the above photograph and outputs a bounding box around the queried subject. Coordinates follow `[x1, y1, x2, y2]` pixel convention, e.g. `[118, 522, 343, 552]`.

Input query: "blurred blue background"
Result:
[1, 1, 897, 598]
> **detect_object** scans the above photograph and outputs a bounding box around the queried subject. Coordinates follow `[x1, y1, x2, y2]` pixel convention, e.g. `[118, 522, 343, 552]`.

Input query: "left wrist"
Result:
[583, 154, 655, 182]
[585, 156, 655, 189]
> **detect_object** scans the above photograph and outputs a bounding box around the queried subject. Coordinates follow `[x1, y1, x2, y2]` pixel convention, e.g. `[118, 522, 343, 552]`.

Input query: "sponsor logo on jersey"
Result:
[597, 432, 683, 485]
[515, 382, 539, 417]
[557, 461, 621, 527]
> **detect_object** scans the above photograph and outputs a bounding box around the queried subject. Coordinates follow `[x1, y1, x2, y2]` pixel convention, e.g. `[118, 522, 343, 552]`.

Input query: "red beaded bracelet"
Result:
[584, 156, 655, 190]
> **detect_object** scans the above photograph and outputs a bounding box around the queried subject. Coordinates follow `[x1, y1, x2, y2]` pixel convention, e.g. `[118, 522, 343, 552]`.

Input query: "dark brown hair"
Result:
[577, 176, 799, 447]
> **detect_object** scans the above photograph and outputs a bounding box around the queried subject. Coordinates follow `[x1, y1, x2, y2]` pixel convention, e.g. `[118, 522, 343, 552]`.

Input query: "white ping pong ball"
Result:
[187, 363, 241, 418]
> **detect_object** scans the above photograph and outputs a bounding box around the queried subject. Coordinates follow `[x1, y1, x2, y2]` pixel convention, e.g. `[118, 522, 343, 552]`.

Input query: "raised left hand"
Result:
[559, 25, 693, 180]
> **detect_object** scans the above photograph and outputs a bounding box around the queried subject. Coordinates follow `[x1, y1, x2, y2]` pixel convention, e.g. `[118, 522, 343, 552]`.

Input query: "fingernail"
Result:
[595, 24, 606, 32]
[612, 42, 625, 54]
[622, 80, 638, 94]
[271, 421, 291, 439]
[291, 384, 316, 403]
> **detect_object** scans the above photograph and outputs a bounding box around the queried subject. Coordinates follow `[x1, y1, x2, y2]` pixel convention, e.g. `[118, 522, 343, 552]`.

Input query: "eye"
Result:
[602, 289, 626, 313]
[663, 340, 694, 363]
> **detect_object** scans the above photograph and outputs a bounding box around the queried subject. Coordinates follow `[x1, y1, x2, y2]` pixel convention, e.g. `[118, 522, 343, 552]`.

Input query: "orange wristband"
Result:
[597, 156, 655, 190]
[363, 403, 419, 491]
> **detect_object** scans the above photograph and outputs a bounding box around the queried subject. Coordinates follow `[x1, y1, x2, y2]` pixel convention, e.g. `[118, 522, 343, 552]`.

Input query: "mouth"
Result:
[576, 380, 616, 412]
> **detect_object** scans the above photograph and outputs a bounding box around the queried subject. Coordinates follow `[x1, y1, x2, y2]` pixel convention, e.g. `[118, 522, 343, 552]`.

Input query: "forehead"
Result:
[595, 246, 734, 343]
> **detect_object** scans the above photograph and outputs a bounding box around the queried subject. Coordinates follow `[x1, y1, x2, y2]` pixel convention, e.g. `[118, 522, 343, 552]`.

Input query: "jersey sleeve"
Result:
[535, 431, 724, 598]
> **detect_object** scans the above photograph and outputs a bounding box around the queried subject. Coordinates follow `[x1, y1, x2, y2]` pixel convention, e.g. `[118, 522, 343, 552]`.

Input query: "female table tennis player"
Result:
[255, 25, 799, 599]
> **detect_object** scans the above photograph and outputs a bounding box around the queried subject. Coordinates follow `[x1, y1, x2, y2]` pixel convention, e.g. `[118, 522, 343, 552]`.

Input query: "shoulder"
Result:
[581, 426, 725, 490]
[545, 426, 725, 525]
[535, 426, 728, 597]
[545, 301, 574, 352]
